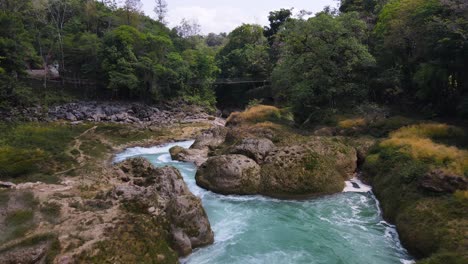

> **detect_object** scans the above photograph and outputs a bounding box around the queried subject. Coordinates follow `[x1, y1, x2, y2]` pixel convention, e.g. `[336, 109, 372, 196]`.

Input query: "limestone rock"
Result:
[259, 138, 357, 197]
[228, 138, 275, 163]
[420, 169, 468, 193]
[191, 125, 227, 150]
[195, 155, 261, 195]
[113, 158, 214, 256]
[169, 146, 208, 167]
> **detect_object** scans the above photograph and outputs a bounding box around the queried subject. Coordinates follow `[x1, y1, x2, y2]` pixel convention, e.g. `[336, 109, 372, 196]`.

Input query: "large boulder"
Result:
[191, 125, 227, 150]
[260, 138, 357, 198]
[228, 138, 275, 164]
[195, 155, 261, 195]
[419, 169, 468, 193]
[113, 158, 214, 256]
[169, 146, 208, 167]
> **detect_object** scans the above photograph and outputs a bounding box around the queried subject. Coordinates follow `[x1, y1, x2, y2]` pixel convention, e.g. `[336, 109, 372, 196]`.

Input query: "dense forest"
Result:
[1, 0, 467, 120]
[0, 1, 467, 263]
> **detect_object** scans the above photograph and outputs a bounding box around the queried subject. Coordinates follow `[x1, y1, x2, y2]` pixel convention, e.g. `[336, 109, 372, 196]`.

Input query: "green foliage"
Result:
[264, 8, 293, 47]
[272, 12, 375, 123]
[0, 0, 218, 108]
[217, 24, 271, 78]
[0, 123, 88, 181]
[363, 128, 468, 261]
[373, 0, 468, 116]
[6, 210, 34, 227]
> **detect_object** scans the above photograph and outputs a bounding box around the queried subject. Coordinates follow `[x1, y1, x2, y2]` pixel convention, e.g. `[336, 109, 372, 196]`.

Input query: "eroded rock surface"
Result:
[191, 125, 227, 150]
[169, 146, 208, 167]
[420, 169, 468, 193]
[195, 136, 358, 198]
[113, 158, 214, 256]
[228, 138, 275, 164]
[195, 155, 261, 195]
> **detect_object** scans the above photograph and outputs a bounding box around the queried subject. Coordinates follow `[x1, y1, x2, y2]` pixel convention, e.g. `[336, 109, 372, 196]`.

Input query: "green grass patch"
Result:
[80, 139, 110, 159]
[3, 209, 36, 242]
[94, 124, 167, 146]
[0, 122, 90, 182]
[6, 210, 34, 226]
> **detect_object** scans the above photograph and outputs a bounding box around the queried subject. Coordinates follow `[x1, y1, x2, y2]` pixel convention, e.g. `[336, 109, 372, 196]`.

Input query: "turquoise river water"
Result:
[115, 141, 414, 264]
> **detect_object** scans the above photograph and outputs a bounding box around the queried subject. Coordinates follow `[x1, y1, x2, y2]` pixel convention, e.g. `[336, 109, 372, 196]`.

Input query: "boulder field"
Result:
[171, 124, 358, 198]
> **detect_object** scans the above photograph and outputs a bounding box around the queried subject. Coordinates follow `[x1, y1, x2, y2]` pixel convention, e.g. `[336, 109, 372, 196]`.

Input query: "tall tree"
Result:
[217, 24, 270, 78]
[123, 0, 142, 25]
[175, 18, 201, 38]
[263, 8, 293, 46]
[272, 12, 375, 123]
[154, 0, 168, 24]
[373, 0, 467, 115]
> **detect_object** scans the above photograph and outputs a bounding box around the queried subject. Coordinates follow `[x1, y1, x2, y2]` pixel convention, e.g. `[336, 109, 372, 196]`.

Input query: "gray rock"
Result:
[191, 125, 228, 150]
[169, 146, 208, 167]
[420, 169, 468, 193]
[65, 112, 77, 121]
[196, 155, 261, 195]
[0, 181, 15, 188]
[228, 138, 275, 163]
[113, 158, 214, 256]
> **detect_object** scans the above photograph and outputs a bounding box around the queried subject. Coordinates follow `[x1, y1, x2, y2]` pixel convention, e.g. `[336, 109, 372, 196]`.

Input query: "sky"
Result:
[140, 0, 339, 34]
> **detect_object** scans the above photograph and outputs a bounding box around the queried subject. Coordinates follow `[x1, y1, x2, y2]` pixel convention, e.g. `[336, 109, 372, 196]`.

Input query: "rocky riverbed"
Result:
[1, 100, 224, 126]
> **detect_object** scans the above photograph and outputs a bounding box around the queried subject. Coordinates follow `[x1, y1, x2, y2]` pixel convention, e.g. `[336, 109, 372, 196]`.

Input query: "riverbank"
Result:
[119, 141, 413, 264]
[171, 104, 467, 263]
[0, 103, 466, 263]
[0, 106, 221, 262]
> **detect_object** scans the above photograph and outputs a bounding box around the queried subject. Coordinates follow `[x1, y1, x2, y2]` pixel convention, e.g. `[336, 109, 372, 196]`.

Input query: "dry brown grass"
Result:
[381, 123, 468, 175]
[390, 123, 465, 139]
[226, 105, 282, 126]
[338, 118, 367, 129]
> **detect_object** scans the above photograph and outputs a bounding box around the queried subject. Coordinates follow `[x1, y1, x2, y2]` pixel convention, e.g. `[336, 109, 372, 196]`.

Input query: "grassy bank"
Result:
[362, 124, 467, 263]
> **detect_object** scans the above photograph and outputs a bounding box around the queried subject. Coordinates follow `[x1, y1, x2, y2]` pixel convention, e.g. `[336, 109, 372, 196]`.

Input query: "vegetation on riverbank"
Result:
[0, 120, 213, 262]
[363, 123, 467, 263]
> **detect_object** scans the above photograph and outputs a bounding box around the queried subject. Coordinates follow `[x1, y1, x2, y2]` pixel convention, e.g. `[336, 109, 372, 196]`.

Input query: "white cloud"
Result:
[166, 6, 267, 34]
[140, 0, 338, 34]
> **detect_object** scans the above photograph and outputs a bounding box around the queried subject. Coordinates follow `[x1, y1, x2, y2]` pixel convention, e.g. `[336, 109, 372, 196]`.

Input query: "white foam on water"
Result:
[113, 140, 194, 163]
[343, 177, 372, 193]
[116, 140, 415, 264]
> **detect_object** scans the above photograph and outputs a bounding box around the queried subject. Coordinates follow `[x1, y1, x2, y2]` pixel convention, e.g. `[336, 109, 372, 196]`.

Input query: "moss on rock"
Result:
[362, 123, 468, 262]
[77, 215, 178, 264]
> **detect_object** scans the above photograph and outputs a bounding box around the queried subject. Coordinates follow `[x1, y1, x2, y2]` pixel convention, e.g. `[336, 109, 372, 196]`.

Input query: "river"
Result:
[115, 141, 414, 264]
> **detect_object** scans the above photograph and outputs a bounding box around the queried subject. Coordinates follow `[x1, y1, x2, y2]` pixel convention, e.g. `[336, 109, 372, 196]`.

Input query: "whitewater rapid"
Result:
[115, 141, 414, 264]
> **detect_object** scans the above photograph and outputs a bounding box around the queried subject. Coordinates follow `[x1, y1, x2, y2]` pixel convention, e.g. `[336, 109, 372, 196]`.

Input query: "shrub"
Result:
[380, 124, 468, 175]
[390, 123, 465, 140]
[362, 122, 468, 262]
[338, 118, 367, 129]
[367, 116, 415, 137]
[226, 105, 283, 126]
